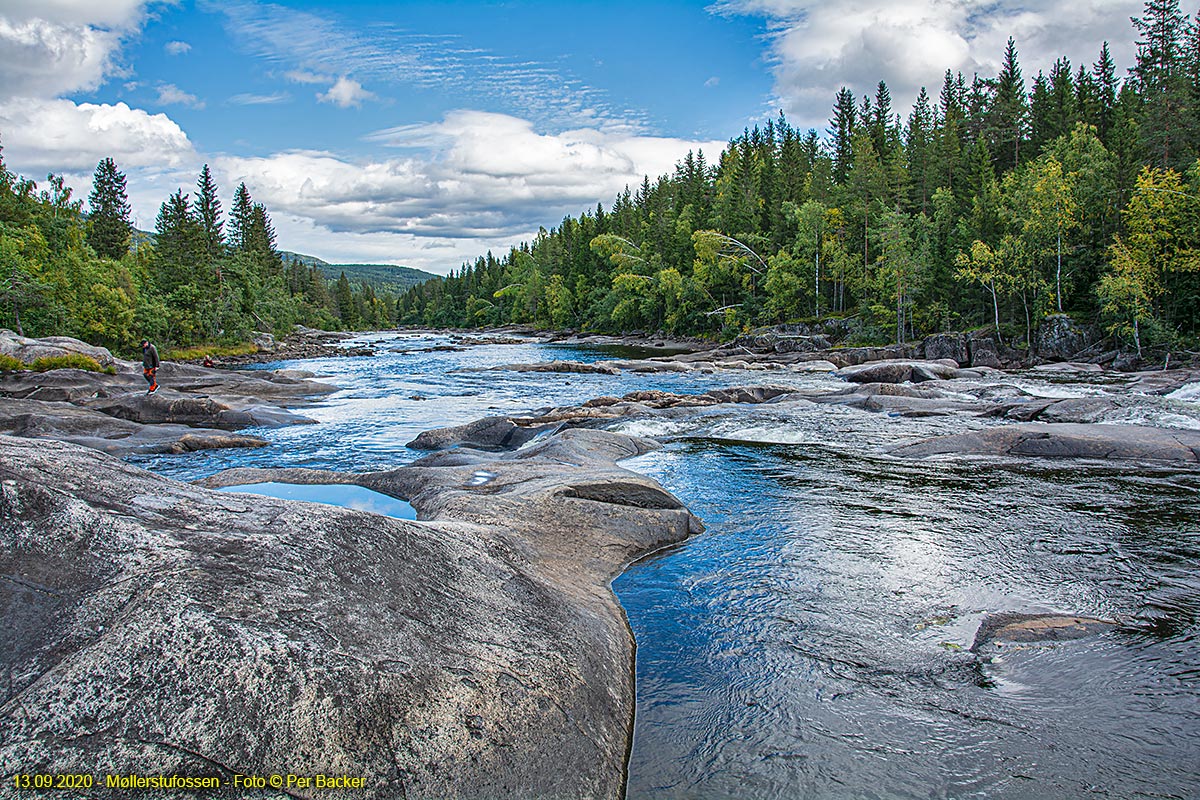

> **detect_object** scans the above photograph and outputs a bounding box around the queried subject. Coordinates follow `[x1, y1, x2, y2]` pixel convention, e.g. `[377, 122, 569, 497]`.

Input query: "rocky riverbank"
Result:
[0, 332, 337, 455]
[3, 328, 1198, 798]
[0, 426, 699, 799]
[190, 326, 377, 366]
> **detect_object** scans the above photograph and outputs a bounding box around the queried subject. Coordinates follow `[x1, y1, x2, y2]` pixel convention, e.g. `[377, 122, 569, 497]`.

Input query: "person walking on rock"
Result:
[141, 339, 160, 394]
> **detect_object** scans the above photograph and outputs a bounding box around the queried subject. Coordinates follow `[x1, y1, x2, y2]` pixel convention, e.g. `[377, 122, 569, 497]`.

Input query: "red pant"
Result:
[143, 367, 157, 387]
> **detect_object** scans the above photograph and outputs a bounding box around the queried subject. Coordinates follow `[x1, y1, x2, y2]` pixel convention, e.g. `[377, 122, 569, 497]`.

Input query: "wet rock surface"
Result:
[0, 428, 697, 799]
[486, 360, 621, 375]
[406, 386, 799, 449]
[889, 422, 1200, 463]
[971, 613, 1119, 651]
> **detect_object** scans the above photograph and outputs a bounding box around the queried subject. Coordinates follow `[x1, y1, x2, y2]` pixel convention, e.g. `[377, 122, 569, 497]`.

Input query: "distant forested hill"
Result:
[280, 251, 440, 293]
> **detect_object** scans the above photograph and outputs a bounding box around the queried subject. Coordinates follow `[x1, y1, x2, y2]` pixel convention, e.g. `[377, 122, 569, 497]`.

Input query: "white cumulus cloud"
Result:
[316, 76, 375, 108]
[213, 110, 724, 271]
[0, 0, 153, 28]
[164, 39, 190, 55]
[0, 16, 124, 101]
[0, 98, 193, 172]
[713, 0, 1142, 128]
[0, 0, 170, 101]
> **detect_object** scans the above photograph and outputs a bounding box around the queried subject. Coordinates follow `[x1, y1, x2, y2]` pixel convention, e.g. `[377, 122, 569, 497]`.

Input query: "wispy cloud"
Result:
[229, 91, 290, 105]
[209, 0, 645, 130]
[164, 39, 190, 55]
[156, 82, 204, 108]
[284, 69, 329, 85]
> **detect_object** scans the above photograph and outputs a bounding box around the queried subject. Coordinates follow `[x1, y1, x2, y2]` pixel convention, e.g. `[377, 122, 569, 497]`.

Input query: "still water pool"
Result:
[216, 481, 417, 520]
[135, 332, 1200, 799]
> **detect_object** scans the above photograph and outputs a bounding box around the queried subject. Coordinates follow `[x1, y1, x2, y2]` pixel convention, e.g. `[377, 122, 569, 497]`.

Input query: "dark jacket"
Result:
[142, 343, 160, 370]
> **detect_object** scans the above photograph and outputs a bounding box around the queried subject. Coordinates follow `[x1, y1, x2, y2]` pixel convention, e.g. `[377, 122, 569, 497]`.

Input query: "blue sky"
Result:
[0, 0, 1143, 272]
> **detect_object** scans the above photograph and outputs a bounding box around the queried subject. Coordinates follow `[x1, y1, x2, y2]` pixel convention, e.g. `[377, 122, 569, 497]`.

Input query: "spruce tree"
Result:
[871, 81, 896, 159]
[1093, 42, 1119, 141]
[334, 272, 358, 327]
[87, 158, 132, 260]
[1131, 0, 1192, 168]
[152, 190, 204, 293]
[987, 38, 1029, 171]
[246, 202, 280, 267]
[905, 87, 935, 213]
[1029, 72, 1054, 155]
[196, 165, 224, 261]
[229, 182, 254, 252]
[828, 88, 857, 184]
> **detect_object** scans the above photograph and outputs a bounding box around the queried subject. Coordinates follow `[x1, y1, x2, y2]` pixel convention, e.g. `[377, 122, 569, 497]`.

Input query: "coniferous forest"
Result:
[399, 1, 1200, 354]
[2, 0, 1200, 357]
[0, 158, 395, 355]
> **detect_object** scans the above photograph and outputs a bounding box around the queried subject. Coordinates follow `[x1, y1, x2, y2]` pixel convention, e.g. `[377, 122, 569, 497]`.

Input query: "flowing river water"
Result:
[133, 332, 1200, 799]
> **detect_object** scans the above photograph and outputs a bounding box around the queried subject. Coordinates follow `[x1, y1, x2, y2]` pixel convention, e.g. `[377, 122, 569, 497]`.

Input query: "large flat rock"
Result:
[0, 397, 269, 454]
[1, 429, 698, 798]
[889, 422, 1200, 463]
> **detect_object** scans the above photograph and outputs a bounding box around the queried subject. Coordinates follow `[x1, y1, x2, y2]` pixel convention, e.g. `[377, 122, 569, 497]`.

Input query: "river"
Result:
[133, 332, 1200, 799]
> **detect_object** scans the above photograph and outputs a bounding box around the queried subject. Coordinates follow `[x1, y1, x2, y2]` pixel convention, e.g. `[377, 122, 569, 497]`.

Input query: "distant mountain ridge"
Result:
[279, 251, 440, 293]
[128, 229, 440, 294]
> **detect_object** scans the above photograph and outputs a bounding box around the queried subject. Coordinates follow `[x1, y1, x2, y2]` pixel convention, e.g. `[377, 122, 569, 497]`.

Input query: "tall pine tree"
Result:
[1131, 0, 1193, 168]
[987, 38, 1029, 171]
[86, 158, 132, 260]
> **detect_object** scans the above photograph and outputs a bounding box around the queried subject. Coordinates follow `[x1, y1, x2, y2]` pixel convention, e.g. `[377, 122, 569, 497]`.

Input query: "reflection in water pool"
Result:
[135, 332, 1200, 799]
[217, 481, 416, 520]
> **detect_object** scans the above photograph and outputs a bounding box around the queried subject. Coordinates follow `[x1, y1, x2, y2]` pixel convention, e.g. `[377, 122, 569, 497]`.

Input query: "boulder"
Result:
[968, 337, 1002, 368]
[790, 359, 839, 372]
[772, 335, 831, 353]
[1033, 397, 1121, 424]
[837, 359, 960, 384]
[0, 360, 334, 454]
[922, 332, 968, 365]
[407, 415, 556, 451]
[0, 330, 117, 367]
[0, 398, 269, 455]
[889, 422, 1200, 463]
[1035, 314, 1092, 360]
[1033, 361, 1103, 373]
[1113, 352, 1143, 372]
[251, 331, 277, 352]
[862, 394, 985, 417]
[0, 430, 698, 798]
[590, 359, 694, 373]
[1126, 368, 1200, 396]
[84, 389, 315, 429]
